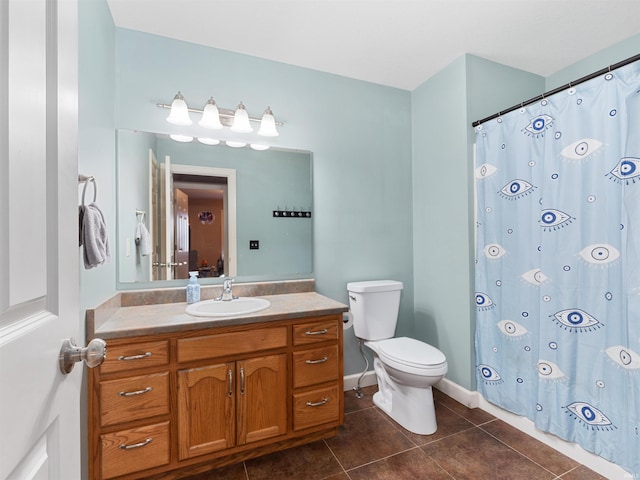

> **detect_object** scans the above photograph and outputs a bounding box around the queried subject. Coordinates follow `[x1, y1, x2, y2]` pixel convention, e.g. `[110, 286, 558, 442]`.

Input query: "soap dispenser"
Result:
[186, 271, 201, 304]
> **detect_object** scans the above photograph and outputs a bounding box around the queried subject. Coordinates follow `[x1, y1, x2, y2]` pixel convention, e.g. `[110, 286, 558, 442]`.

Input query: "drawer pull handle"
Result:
[240, 367, 245, 395]
[118, 437, 153, 450]
[306, 398, 329, 407]
[118, 352, 152, 361]
[118, 386, 153, 397]
[306, 356, 329, 364]
[305, 328, 328, 336]
[228, 369, 233, 397]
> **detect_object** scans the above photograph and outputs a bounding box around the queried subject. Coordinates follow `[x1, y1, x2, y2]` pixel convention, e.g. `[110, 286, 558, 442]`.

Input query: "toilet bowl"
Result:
[347, 280, 448, 435]
[366, 337, 447, 434]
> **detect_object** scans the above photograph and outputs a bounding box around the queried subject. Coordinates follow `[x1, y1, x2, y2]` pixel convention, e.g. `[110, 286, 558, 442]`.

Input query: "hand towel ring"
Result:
[79, 175, 97, 207]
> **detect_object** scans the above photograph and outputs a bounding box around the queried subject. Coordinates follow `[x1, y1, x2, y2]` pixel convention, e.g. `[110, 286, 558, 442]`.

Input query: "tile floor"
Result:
[184, 385, 607, 480]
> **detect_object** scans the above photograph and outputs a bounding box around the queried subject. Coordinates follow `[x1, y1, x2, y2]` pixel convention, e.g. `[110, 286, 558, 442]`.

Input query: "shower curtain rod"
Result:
[472, 52, 640, 127]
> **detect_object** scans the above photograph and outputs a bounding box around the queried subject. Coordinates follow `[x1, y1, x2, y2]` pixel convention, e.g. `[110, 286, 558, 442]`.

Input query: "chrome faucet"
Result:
[217, 278, 237, 301]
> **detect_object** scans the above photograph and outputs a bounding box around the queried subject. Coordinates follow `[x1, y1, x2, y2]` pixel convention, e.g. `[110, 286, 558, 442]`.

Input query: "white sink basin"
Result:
[185, 297, 271, 318]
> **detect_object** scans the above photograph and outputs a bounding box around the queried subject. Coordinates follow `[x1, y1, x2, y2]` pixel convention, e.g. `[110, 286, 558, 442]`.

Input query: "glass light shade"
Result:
[250, 144, 270, 151]
[226, 141, 247, 148]
[166, 92, 192, 125]
[199, 98, 223, 129]
[257, 107, 279, 137]
[230, 102, 253, 133]
[197, 137, 221, 146]
[169, 134, 194, 143]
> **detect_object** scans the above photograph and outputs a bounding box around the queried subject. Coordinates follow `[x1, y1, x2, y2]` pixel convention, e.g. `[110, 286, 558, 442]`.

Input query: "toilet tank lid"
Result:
[347, 280, 403, 293]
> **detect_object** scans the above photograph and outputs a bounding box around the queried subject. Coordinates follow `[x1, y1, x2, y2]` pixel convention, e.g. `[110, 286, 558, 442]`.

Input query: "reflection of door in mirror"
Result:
[174, 189, 190, 279]
[150, 151, 159, 280]
[157, 157, 172, 280]
[174, 175, 227, 280]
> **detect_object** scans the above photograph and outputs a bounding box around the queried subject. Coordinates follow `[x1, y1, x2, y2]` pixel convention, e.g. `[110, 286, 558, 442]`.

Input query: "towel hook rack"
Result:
[78, 175, 97, 207]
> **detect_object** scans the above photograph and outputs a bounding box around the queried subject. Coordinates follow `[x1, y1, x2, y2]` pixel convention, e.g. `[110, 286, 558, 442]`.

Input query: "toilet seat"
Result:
[375, 337, 447, 376]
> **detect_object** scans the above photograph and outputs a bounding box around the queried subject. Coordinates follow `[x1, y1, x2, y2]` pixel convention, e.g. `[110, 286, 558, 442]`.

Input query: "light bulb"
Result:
[230, 102, 253, 133]
[166, 92, 192, 126]
[250, 144, 270, 151]
[257, 107, 279, 137]
[226, 141, 247, 148]
[199, 98, 223, 129]
[197, 137, 221, 145]
[169, 134, 193, 143]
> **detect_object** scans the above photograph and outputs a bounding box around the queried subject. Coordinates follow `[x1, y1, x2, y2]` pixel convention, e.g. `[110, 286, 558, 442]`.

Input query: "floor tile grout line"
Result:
[323, 437, 350, 479]
[477, 424, 562, 478]
[341, 445, 423, 473]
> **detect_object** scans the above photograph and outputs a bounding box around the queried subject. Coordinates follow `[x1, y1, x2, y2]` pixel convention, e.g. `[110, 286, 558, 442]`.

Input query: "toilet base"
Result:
[372, 370, 438, 435]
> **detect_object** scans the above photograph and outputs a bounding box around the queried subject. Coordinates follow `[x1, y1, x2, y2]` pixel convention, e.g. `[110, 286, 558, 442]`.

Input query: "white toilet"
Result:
[347, 280, 448, 435]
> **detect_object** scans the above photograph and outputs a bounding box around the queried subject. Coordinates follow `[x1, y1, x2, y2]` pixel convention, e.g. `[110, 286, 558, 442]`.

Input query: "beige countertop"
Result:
[88, 291, 349, 340]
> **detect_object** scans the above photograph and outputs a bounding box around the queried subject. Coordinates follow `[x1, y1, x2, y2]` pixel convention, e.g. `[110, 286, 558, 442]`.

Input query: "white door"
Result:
[0, 0, 85, 479]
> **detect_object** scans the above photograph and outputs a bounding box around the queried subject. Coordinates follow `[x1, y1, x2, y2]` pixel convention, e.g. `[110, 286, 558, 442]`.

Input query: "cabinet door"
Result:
[237, 354, 287, 446]
[177, 363, 235, 460]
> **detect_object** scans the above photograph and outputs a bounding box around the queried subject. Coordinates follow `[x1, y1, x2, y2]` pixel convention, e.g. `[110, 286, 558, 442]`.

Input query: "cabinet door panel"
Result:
[177, 363, 235, 459]
[237, 354, 287, 445]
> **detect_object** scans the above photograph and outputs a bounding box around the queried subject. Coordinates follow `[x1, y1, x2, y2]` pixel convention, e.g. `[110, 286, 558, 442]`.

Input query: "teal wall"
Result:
[546, 34, 640, 90]
[83, 21, 414, 377]
[410, 55, 544, 389]
[116, 129, 156, 282]
[78, 0, 116, 313]
[78, 0, 640, 385]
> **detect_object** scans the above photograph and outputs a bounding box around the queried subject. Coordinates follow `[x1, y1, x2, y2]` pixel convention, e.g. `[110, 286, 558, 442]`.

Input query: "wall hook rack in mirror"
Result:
[273, 207, 311, 218]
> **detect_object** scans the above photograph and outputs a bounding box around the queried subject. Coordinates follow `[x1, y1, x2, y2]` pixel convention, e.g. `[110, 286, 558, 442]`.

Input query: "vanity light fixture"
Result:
[197, 137, 221, 146]
[169, 134, 194, 143]
[230, 102, 253, 133]
[166, 92, 193, 126]
[257, 107, 279, 137]
[157, 94, 283, 136]
[199, 98, 224, 130]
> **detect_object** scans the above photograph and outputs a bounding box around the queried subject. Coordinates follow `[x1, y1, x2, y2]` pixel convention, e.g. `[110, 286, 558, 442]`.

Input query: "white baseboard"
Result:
[345, 375, 633, 479]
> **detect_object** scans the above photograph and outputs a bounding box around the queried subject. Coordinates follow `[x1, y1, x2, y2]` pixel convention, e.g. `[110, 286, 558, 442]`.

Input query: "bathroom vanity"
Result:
[86, 281, 348, 480]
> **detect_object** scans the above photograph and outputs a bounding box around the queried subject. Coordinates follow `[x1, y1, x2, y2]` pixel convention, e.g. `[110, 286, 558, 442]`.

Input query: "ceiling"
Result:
[106, 0, 640, 91]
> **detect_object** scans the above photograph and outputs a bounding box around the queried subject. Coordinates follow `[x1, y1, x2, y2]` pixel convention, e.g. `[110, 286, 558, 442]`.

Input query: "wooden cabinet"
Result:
[88, 313, 343, 479]
[177, 354, 287, 460]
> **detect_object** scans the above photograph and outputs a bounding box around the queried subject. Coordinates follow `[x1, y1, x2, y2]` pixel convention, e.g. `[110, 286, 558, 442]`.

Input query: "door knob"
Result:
[59, 338, 107, 374]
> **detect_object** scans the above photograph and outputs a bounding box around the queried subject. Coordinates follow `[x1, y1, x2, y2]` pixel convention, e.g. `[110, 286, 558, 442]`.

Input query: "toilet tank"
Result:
[347, 280, 403, 340]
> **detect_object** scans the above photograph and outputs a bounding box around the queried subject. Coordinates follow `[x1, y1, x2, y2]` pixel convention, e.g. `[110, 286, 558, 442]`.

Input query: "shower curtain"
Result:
[475, 60, 640, 476]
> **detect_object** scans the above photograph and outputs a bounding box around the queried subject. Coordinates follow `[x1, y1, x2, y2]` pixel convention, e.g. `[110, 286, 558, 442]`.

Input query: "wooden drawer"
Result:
[177, 327, 287, 363]
[292, 317, 339, 346]
[292, 345, 339, 388]
[100, 340, 169, 374]
[293, 385, 340, 431]
[101, 421, 170, 479]
[100, 372, 169, 427]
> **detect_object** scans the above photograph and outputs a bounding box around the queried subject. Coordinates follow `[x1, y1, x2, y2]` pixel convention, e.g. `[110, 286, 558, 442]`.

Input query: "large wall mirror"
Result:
[116, 129, 313, 288]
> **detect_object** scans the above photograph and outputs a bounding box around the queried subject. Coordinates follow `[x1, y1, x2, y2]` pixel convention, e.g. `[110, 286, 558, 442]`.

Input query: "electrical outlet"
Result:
[249, 240, 259, 250]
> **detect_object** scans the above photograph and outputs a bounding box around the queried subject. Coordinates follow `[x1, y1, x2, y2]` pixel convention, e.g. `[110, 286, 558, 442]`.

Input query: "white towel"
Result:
[135, 220, 152, 256]
[81, 202, 110, 269]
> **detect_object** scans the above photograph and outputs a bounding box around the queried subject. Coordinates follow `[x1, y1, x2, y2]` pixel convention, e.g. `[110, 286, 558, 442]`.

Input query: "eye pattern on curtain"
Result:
[474, 61, 640, 476]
